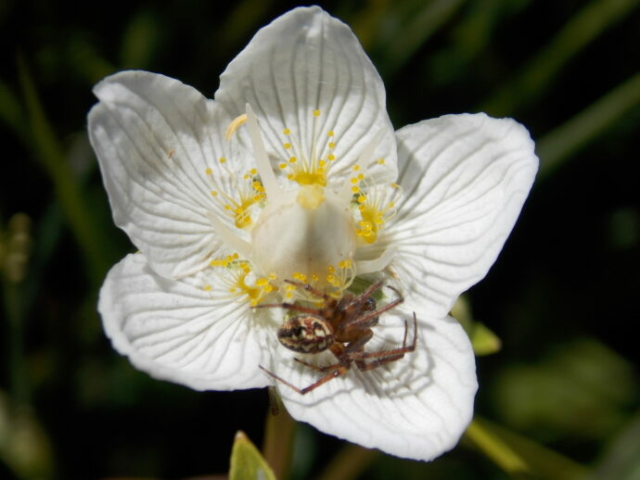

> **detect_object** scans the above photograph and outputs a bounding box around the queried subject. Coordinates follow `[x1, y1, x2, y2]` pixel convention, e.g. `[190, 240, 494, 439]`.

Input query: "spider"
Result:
[257, 279, 417, 395]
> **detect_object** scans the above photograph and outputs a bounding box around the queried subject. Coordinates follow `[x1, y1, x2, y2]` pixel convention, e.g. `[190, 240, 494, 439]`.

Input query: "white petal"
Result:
[270, 312, 476, 461]
[215, 6, 397, 186]
[387, 114, 538, 317]
[99, 253, 272, 390]
[89, 71, 248, 279]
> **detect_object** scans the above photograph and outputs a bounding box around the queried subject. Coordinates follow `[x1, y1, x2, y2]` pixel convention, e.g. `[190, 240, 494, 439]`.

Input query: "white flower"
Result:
[88, 6, 537, 462]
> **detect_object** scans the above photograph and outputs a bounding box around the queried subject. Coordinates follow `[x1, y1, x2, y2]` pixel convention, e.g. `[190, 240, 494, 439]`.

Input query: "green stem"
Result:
[537, 72, 640, 179]
[480, 0, 640, 116]
[465, 419, 532, 476]
[314, 443, 379, 480]
[17, 56, 111, 287]
[262, 390, 296, 480]
[465, 417, 590, 480]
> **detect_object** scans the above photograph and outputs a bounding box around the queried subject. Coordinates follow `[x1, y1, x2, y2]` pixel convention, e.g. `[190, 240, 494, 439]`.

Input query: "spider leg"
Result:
[340, 285, 405, 330]
[294, 357, 343, 372]
[260, 364, 347, 395]
[254, 302, 321, 316]
[351, 313, 418, 371]
[284, 279, 333, 302]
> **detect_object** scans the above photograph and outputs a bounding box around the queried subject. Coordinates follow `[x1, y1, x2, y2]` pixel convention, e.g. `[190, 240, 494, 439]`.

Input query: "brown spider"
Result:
[257, 279, 417, 395]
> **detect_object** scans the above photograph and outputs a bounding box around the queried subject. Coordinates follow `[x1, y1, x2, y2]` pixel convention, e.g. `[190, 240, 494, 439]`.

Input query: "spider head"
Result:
[277, 315, 335, 354]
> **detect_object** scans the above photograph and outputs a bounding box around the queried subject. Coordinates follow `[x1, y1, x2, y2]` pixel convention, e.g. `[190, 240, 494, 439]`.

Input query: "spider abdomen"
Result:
[278, 315, 335, 354]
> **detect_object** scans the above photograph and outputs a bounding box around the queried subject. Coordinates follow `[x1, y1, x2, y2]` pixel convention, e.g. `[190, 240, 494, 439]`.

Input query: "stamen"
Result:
[339, 130, 382, 204]
[355, 247, 395, 275]
[245, 103, 282, 200]
[206, 211, 253, 259]
[225, 114, 248, 141]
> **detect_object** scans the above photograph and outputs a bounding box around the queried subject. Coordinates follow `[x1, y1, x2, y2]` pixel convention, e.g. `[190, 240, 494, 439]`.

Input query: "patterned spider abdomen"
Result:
[277, 315, 335, 353]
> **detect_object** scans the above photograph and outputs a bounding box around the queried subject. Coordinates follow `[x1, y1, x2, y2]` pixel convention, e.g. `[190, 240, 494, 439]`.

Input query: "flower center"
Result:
[251, 184, 357, 291]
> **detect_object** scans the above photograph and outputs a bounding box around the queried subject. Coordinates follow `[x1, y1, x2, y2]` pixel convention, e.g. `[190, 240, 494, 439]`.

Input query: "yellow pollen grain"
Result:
[210, 191, 218, 197]
[328, 130, 334, 137]
[328, 142, 335, 148]
[268, 272, 277, 280]
[311, 274, 319, 282]
[352, 186, 360, 193]
[203, 284, 212, 291]
[352, 165, 360, 171]
[377, 158, 385, 164]
[279, 163, 287, 169]
[289, 157, 297, 163]
[219, 157, 227, 164]
[328, 154, 335, 161]
[358, 173, 364, 180]
[351, 178, 358, 184]
[283, 128, 291, 135]
[205, 167, 213, 175]
[318, 160, 326, 167]
[313, 109, 321, 117]
[358, 195, 366, 203]
[284, 143, 291, 149]
[256, 278, 268, 286]
[250, 168, 257, 175]
[391, 182, 399, 189]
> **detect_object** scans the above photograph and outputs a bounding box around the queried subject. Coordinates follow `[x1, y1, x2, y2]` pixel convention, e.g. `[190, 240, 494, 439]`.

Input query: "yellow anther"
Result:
[328, 130, 334, 137]
[328, 142, 335, 148]
[225, 113, 248, 140]
[357, 195, 366, 203]
[328, 154, 335, 161]
[219, 157, 227, 164]
[205, 167, 213, 175]
[279, 163, 287, 169]
[250, 168, 257, 175]
[357, 173, 365, 180]
[351, 186, 359, 193]
[289, 157, 297, 163]
[313, 109, 321, 117]
[284, 143, 291, 149]
[351, 178, 358, 184]
[283, 128, 291, 135]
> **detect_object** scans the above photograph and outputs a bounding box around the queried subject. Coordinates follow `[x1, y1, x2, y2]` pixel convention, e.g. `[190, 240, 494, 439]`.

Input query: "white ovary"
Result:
[250, 184, 357, 289]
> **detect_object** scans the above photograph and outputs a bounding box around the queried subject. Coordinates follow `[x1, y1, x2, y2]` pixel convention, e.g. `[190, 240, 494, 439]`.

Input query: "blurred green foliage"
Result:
[1, 0, 639, 479]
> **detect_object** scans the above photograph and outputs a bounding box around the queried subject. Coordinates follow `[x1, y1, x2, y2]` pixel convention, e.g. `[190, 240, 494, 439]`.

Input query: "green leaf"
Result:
[229, 430, 277, 480]
[452, 296, 502, 356]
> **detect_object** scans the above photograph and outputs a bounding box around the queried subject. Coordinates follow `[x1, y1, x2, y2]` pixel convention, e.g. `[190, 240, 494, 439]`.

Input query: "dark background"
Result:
[1, 0, 639, 479]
